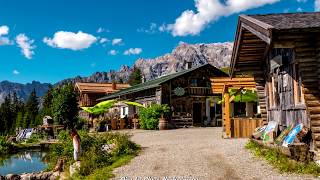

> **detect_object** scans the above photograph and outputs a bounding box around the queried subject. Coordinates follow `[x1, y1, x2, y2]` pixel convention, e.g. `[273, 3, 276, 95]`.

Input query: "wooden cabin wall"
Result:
[272, 32, 320, 150]
[265, 47, 308, 130]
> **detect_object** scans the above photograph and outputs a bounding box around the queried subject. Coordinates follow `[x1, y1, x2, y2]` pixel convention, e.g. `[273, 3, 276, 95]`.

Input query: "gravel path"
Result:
[113, 127, 316, 180]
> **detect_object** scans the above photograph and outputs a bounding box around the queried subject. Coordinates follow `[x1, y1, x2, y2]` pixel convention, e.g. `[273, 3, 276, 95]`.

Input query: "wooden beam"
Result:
[241, 23, 271, 44]
[224, 89, 231, 138]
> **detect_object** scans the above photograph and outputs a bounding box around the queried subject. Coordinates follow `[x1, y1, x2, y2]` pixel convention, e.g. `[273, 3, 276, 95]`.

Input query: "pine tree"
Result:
[23, 112, 30, 128]
[128, 66, 142, 86]
[25, 89, 39, 127]
[0, 94, 12, 133]
[16, 112, 24, 129]
[42, 85, 53, 117]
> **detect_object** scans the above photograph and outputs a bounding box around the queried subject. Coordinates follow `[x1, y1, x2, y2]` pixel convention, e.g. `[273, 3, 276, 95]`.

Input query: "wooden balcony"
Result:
[186, 87, 212, 96]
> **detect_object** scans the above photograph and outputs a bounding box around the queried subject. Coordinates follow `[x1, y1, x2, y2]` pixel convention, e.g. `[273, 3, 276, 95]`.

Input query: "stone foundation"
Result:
[0, 171, 60, 180]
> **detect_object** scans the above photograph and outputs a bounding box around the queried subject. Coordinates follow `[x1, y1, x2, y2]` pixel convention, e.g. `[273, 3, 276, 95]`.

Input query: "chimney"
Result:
[112, 82, 117, 90]
[185, 61, 192, 69]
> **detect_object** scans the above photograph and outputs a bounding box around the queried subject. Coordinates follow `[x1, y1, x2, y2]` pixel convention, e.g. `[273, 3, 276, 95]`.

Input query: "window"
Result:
[293, 64, 304, 104]
[190, 79, 197, 87]
[122, 107, 126, 116]
[268, 48, 304, 109]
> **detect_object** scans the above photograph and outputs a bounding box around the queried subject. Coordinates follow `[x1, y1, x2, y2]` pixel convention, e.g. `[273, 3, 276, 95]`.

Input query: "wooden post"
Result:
[224, 88, 231, 138]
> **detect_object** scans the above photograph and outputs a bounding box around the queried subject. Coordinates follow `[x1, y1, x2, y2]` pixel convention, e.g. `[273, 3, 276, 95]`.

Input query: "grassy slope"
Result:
[246, 140, 320, 176]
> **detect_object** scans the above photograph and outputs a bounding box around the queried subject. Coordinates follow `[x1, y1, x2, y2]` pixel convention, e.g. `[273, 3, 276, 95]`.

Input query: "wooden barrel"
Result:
[111, 119, 117, 130]
[119, 119, 125, 129]
[159, 117, 168, 130]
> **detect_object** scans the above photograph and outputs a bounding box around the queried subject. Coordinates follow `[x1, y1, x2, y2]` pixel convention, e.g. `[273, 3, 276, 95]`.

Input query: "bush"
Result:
[45, 130, 139, 178]
[0, 136, 11, 154]
[246, 140, 320, 176]
[25, 133, 46, 144]
[139, 104, 169, 130]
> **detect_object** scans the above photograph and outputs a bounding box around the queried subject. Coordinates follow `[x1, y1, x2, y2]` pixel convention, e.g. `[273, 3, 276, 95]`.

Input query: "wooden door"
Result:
[193, 103, 202, 125]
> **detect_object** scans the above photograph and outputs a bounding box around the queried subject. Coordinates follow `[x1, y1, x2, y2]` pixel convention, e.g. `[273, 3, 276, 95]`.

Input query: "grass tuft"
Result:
[245, 140, 320, 176]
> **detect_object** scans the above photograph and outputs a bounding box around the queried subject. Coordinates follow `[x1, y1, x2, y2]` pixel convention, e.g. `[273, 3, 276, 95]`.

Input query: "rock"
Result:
[53, 158, 64, 172]
[69, 161, 81, 177]
[5, 174, 20, 180]
[101, 143, 116, 153]
[0, 175, 5, 180]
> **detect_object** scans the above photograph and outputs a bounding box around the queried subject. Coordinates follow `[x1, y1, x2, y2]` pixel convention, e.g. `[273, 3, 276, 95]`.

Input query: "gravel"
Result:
[112, 127, 316, 180]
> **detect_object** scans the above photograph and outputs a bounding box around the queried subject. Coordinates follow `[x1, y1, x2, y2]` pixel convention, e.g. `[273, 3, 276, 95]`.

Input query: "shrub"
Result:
[45, 130, 139, 178]
[0, 136, 11, 154]
[25, 133, 46, 144]
[246, 140, 320, 176]
[139, 104, 169, 130]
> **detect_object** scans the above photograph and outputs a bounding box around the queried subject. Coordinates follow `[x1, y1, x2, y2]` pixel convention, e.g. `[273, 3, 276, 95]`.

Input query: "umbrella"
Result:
[81, 100, 117, 115]
[81, 100, 144, 115]
[123, 101, 144, 108]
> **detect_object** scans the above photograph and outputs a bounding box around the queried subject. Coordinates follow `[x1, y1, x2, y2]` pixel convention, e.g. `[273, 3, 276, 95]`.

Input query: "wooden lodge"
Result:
[99, 64, 228, 128]
[230, 12, 320, 155]
[75, 82, 129, 120]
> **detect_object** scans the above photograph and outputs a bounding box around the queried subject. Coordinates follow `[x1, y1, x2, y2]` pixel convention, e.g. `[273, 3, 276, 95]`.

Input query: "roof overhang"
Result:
[230, 15, 274, 77]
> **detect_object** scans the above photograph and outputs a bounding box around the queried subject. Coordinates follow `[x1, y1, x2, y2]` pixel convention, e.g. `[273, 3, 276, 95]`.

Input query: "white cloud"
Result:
[0, 25, 9, 36]
[168, 0, 280, 36]
[99, 38, 109, 44]
[13, 70, 20, 75]
[316, 0, 320, 11]
[97, 27, 109, 33]
[0, 25, 12, 46]
[108, 50, 118, 55]
[112, 38, 123, 45]
[297, 0, 307, 2]
[0, 37, 12, 46]
[90, 62, 96, 67]
[43, 31, 97, 50]
[124, 48, 142, 55]
[137, 23, 158, 34]
[297, 7, 303, 12]
[16, 34, 35, 59]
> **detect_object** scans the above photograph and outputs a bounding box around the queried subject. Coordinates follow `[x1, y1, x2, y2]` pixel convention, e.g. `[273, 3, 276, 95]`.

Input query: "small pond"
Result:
[0, 150, 48, 175]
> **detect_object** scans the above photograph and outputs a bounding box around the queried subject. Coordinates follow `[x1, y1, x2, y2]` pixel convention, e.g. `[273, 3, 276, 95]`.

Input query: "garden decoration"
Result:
[283, 123, 303, 147]
[262, 121, 278, 143]
[274, 124, 293, 145]
[252, 125, 267, 139]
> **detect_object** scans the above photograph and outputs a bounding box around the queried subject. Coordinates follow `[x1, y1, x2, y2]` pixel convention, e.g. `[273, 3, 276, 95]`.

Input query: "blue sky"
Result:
[0, 0, 317, 84]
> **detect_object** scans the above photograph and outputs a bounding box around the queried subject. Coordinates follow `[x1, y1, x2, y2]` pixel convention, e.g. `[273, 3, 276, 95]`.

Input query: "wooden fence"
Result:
[231, 118, 264, 138]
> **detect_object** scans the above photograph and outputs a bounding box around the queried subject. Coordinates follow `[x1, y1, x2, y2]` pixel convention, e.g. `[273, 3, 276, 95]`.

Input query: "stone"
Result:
[0, 175, 5, 180]
[5, 174, 20, 180]
[101, 143, 116, 153]
[69, 161, 81, 177]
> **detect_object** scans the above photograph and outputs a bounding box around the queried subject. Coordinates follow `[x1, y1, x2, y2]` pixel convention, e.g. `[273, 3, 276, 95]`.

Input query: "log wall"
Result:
[274, 32, 320, 150]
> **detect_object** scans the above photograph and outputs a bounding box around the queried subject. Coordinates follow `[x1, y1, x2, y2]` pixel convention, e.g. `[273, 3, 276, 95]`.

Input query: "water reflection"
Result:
[0, 150, 48, 175]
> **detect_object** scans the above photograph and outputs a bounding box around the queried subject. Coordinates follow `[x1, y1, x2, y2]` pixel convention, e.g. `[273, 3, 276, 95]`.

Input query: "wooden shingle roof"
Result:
[75, 82, 130, 94]
[98, 64, 228, 101]
[250, 12, 320, 30]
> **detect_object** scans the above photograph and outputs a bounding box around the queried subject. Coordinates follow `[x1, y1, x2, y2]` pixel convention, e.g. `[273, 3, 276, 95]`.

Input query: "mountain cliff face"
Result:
[0, 42, 233, 103]
[135, 42, 232, 80]
[58, 42, 233, 84]
[0, 81, 50, 103]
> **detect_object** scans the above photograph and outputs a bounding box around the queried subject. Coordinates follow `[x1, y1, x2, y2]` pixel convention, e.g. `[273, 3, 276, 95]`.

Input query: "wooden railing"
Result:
[186, 87, 212, 95]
